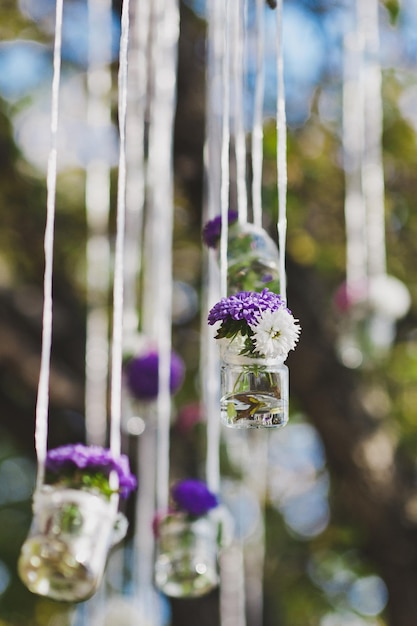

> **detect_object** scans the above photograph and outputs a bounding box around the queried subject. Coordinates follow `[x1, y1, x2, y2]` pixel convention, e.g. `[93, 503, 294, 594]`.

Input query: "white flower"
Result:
[250, 307, 301, 360]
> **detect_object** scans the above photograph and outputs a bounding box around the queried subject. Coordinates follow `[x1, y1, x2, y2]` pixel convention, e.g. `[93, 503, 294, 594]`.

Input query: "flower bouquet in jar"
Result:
[208, 288, 301, 428]
[18, 444, 137, 602]
[154, 479, 230, 598]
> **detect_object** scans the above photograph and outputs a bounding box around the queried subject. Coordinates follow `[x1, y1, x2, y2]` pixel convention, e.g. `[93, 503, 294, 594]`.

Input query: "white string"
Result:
[357, 0, 386, 279]
[252, 0, 265, 229]
[232, 0, 248, 225]
[343, 33, 368, 296]
[34, 0, 63, 494]
[275, 0, 288, 304]
[203, 0, 223, 496]
[123, 0, 151, 336]
[146, 0, 179, 513]
[219, 544, 247, 626]
[84, 0, 112, 447]
[220, 0, 231, 299]
[140, 0, 160, 339]
[125, 0, 160, 617]
[109, 0, 130, 458]
[243, 431, 268, 626]
[134, 423, 158, 612]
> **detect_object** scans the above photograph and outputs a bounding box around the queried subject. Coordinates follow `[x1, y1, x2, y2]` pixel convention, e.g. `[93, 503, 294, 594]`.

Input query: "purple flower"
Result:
[171, 479, 218, 517]
[46, 444, 137, 498]
[125, 350, 185, 400]
[208, 288, 286, 327]
[202, 210, 238, 248]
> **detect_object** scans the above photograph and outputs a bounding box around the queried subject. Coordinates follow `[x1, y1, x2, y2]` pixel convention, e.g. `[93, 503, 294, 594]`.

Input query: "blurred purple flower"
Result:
[46, 443, 137, 498]
[202, 210, 238, 248]
[125, 350, 185, 400]
[171, 479, 218, 517]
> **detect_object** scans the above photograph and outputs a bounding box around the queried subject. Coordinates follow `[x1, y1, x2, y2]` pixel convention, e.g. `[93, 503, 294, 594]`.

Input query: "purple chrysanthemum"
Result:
[208, 288, 286, 327]
[125, 350, 185, 400]
[202, 210, 238, 248]
[46, 444, 137, 498]
[171, 479, 218, 517]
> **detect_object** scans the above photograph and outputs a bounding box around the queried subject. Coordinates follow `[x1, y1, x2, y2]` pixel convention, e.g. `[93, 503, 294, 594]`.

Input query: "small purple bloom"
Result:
[208, 288, 286, 327]
[202, 210, 238, 248]
[125, 350, 185, 400]
[46, 444, 137, 498]
[171, 479, 218, 517]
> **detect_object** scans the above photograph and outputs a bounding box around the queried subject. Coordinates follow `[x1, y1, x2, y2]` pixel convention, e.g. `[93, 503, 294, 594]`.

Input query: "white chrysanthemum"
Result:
[250, 308, 301, 360]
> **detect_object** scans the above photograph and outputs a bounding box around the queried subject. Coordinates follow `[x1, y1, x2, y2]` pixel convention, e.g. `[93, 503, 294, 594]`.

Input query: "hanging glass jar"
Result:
[208, 289, 301, 430]
[226, 222, 280, 295]
[18, 443, 136, 602]
[220, 351, 288, 429]
[202, 212, 280, 295]
[154, 512, 219, 598]
[154, 479, 228, 599]
[18, 486, 127, 602]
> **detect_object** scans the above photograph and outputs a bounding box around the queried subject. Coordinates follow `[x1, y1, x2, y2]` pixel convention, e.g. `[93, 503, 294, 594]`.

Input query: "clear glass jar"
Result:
[18, 487, 127, 602]
[226, 222, 280, 295]
[154, 514, 219, 598]
[220, 351, 289, 429]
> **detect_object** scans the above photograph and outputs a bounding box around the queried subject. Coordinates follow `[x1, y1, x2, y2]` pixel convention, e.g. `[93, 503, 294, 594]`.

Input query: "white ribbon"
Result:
[34, 0, 64, 495]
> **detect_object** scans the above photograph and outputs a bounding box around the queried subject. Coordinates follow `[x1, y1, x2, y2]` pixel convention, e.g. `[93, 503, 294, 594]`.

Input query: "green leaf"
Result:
[383, 0, 400, 23]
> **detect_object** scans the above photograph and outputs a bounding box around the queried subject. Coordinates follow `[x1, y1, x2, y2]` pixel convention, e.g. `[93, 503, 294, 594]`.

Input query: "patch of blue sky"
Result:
[13, 73, 119, 172]
[183, 0, 206, 19]
[279, 475, 330, 538]
[397, 0, 417, 63]
[0, 41, 51, 102]
[347, 575, 388, 617]
[18, 0, 56, 22]
[61, 1, 121, 67]
[261, 4, 327, 124]
[320, 4, 353, 79]
[269, 422, 326, 473]
[0, 561, 10, 596]
[18, 0, 120, 67]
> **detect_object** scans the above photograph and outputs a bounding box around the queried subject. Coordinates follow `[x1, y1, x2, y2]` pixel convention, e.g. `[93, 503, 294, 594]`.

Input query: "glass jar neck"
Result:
[219, 339, 286, 367]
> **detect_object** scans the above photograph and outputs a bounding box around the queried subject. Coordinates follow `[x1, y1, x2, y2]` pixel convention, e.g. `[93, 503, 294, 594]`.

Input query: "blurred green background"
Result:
[1, 0, 417, 624]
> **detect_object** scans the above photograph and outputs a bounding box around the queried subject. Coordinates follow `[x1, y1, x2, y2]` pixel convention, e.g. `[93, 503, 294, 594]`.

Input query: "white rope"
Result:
[34, 0, 64, 494]
[123, 0, 151, 336]
[232, 0, 248, 225]
[140, 0, 160, 339]
[275, 0, 288, 304]
[109, 0, 130, 458]
[219, 544, 247, 626]
[84, 0, 112, 447]
[134, 423, 158, 601]
[146, 0, 179, 513]
[251, 0, 265, 229]
[220, 0, 231, 299]
[357, 0, 386, 279]
[343, 33, 368, 295]
[125, 0, 160, 617]
[203, 0, 223, 496]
